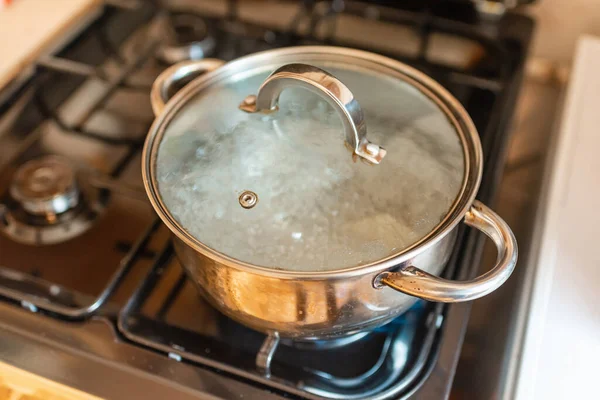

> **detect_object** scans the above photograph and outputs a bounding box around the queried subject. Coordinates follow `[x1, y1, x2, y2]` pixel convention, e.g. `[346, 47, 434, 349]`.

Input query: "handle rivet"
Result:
[365, 143, 380, 156]
[373, 272, 389, 289]
[239, 95, 258, 113]
[243, 95, 257, 105]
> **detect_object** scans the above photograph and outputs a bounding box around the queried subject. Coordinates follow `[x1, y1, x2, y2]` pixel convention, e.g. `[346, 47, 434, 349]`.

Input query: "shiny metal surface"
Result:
[173, 228, 455, 338]
[151, 53, 468, 272]
[117, 242, 443, 399]
[150, 59, 225, 115]
[0, 2, 164, 311]
[256, 333, 279, 377]
[9, 155, 79, 216]
[379, 200, 518, 302]
[0, 219, 158, 318]
[238, 190, 258, 209]
[143, 46, 515, 339]
[238, 62, 386, 164]
[0, 1, 533, 398]
[0, 160, 109, 246]
[0, 201, 103, 246]
[143, 46, 484, 278]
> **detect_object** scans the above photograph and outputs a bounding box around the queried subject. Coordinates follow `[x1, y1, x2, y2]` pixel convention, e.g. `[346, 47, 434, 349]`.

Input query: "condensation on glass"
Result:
[156, 61, 465, 272]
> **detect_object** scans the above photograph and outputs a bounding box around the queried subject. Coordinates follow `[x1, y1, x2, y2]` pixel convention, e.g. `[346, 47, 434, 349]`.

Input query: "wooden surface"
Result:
[0, 360, 104, 400]
[0, 0, 102, 91]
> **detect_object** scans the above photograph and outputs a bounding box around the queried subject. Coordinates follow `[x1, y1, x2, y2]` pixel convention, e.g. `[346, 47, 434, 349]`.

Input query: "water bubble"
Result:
[195, 147, 206, 158]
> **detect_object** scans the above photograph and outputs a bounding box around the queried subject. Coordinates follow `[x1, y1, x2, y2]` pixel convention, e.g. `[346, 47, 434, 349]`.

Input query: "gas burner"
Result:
[280, 331, 371, 350]
[0, 156, 107, 246]
[10, 156, 79, 216]
[155, 12, 216, 65]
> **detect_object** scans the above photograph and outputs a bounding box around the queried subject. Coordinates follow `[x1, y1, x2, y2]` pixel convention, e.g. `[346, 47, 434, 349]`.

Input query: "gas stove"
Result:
[0, 1, 533, 399]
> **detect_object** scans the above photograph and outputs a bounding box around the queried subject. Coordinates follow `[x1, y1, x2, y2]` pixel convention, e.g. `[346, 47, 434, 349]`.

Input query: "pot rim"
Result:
[142, 45, 483, 280]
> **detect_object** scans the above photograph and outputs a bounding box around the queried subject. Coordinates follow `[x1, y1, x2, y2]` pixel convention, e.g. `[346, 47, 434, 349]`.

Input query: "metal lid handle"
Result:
[377, 200, 518, 302]
[239, 63, 386, 164]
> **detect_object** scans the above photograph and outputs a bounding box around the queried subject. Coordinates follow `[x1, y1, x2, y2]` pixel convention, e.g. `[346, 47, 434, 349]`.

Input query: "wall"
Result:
[526, 0, 600, 64]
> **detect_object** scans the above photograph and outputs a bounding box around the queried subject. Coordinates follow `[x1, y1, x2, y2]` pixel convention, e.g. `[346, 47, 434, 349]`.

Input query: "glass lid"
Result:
[153, 53, 467, 272]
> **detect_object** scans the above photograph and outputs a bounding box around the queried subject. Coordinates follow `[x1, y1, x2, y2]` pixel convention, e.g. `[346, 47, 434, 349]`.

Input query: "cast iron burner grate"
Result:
[118, 243, 446, 400]
[0, 1, 534, 399]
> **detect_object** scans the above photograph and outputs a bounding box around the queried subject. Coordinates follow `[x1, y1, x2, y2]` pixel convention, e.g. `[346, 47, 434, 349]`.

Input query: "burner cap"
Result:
[0, 155, 107, 246]
[9, 156, 79, 216]
[155, 12, 216, 65]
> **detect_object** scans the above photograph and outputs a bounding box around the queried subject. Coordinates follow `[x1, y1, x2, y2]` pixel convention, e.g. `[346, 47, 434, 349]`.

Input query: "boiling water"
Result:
[156, 65, 465, 271]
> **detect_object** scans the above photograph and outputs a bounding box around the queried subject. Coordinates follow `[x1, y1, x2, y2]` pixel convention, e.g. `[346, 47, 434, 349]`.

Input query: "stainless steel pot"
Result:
[142, 46, 517, 340]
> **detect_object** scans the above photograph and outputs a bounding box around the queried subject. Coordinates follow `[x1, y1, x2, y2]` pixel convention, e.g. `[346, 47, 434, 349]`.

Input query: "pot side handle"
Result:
[150, 59, 226, 116]
[377, 200, 518, 302]
[238, 63, 386, 165]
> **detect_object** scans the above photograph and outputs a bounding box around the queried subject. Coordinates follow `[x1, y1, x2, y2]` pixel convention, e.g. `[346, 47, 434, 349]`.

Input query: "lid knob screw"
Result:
[239, 190, 258, 209]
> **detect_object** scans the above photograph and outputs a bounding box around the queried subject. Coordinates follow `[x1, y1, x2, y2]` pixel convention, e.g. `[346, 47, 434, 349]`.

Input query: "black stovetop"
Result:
[0, 1, 534, 399]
